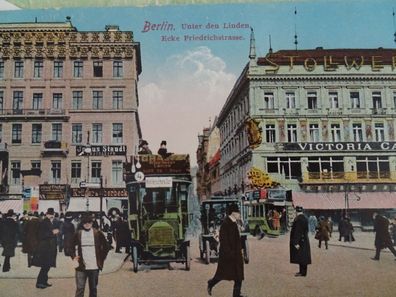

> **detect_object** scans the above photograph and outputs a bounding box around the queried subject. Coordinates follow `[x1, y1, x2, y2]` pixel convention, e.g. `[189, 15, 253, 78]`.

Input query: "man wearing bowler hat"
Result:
[290, 206, 311, 277]
[207, 203, 245, 297]
[32, 207, 59, 289]
[1, 209, 19, 272]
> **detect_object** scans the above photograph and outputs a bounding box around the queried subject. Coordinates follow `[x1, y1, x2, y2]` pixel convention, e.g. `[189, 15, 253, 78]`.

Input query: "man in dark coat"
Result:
[371, 212, 396, 260]
[32, 208, 59, 289]
[62, 214, 76, 257]
[207, 203, 245, 297]
[290, 206, 311, 277]
[1, 209, 19, 272]
[22, 211, 41, 267]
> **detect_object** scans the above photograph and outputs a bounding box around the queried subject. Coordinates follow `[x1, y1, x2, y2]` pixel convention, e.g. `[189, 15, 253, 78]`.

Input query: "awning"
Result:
[67, 198, 107, 212]
[293, 192, 396, 210]
[0, 199, 23, 214]
[38, 200, 60, 214]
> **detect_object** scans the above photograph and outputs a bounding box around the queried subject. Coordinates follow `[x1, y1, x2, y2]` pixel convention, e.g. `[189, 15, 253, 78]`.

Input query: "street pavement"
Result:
[0, 246, 127, 279]
[1, 231, 396, 297]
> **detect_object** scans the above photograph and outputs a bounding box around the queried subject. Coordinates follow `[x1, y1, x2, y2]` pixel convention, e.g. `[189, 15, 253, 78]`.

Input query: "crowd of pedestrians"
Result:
[0, 207, 132, 296]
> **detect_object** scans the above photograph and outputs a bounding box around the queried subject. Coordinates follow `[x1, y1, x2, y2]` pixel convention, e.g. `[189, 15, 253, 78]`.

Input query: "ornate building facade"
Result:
[0, 18, 142, 212]
[217, 30, 396, 224]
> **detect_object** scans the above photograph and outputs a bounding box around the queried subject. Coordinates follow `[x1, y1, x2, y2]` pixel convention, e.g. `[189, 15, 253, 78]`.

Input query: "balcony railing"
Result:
[0, 109, 66, 116]
[308, 171, 391, 180]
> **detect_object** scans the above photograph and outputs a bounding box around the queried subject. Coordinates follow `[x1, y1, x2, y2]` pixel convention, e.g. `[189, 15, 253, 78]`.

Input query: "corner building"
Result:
[217, 30, 396, 226]
[0, 19, 142, 212]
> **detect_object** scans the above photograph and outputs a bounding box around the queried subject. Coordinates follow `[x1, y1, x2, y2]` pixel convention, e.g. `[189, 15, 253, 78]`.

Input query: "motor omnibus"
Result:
[124, 154, 192, 272]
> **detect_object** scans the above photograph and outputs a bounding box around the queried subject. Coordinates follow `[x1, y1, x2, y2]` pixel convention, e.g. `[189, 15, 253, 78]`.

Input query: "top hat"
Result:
[6, 209, 16, 217]
[295, 206, 304, 213]
[46, 208, 55, 215]
[139, 140, 148, 148]
[160, 140, 167, 146]
[228, 203, 240, 214]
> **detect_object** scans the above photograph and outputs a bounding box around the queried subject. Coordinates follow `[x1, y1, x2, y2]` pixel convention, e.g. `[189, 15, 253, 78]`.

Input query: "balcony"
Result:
[41, 140, 69, 157]
[0, 109, 69, 120]
[372, 108, 386, 115]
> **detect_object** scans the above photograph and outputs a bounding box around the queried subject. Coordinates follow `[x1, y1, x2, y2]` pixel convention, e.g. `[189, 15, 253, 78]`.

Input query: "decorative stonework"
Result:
[245, 118, 262, 149]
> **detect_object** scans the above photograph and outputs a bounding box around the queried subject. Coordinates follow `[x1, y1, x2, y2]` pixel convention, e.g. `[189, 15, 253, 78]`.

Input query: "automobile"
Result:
[199, 197, 249, 264]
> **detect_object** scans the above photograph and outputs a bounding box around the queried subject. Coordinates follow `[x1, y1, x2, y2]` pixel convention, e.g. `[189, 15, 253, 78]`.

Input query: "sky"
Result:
[0, 0, 395, 165]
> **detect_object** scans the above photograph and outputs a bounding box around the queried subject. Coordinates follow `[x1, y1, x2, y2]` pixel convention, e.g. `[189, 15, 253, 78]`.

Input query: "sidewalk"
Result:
[0, 247, 127, 279]
[309, 230, 390, 252]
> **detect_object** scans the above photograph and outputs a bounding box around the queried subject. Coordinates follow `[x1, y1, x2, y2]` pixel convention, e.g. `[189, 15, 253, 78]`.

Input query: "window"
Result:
[307, 91, 317, 109]
[30, 160, 41, 169]
[263, 92, 274, 109]
[287, 124, 298, 142]
[329, 92, 339, 109]
[31, 160, 41, 170]
[71, 162, 81, 183]
[0, 60, 4, 79]
[394, 92, 396, 108]
[53, 60, 63, 78]
[92, 91, 103, 109]
[308, 156, 344, 179]
[14, 60, 24, 78]
[72, 91, 83, 110]
[309, 124, 320, 142]
[352, 123, 363, 142]
[112, 90, 123, 109]
[13, 91, 23, 113]
[91, 161, 101, 183]
[33, 60, 43, 78]
[265, 124, 276, 143]
[372, 91, 382, 109]
[11, 161, 21, 185]
[92, 123, 103, 144]
[350, 92, 361, 108]
[374, 123, 385, 141]
[73, 60, 83, 78]
[0, 91, 3, 113]
[93, 61, 103, 77]
[32, 93, 43, 110]
[52, 123, 62, 141]
[72, 124, 83, 144]
[32, 124, 42, 144]
[113, 61, 123, 77]
[112, 123, 123, 143]
[51, 161, 61, 184]
[357, 156, 389, 179]
[330, 124, 341, 142]
[267, 157, 302, 180]
[52, 93, 63, 109]
[112, 160, 123, 185]
[12, 124, 22, 144]
[285, 92, 295, 109]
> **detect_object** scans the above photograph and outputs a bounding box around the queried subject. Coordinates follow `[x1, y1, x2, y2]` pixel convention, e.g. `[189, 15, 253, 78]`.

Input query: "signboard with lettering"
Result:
[145, 177, 173, 188]
[71, 187, 128, 198]
[281, 142, 396, 152]
[124, 154, 191, 180]
[75, 145, 127, 156]
[39, 184, 69, 201]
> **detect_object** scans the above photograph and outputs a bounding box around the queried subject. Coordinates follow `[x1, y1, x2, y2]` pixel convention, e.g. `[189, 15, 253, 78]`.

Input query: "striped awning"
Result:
[292, 192, 396, 210]
[0, 199, 23, 215]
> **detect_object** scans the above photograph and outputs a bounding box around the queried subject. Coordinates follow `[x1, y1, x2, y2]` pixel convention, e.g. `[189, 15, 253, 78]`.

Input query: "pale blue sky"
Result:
[0, 1, 395, 164]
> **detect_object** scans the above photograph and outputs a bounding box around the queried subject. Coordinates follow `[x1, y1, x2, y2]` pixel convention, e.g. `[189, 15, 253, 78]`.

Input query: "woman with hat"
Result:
[0, 209, 19, 272]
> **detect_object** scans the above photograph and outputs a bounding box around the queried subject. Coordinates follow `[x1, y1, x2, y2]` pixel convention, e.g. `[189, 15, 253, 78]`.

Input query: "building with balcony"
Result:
[0, 18, 142, 212]
[216, 29, 396, 226]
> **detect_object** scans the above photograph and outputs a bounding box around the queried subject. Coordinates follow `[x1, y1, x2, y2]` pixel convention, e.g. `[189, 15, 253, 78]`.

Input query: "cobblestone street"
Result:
[1, 231, 395, 297]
